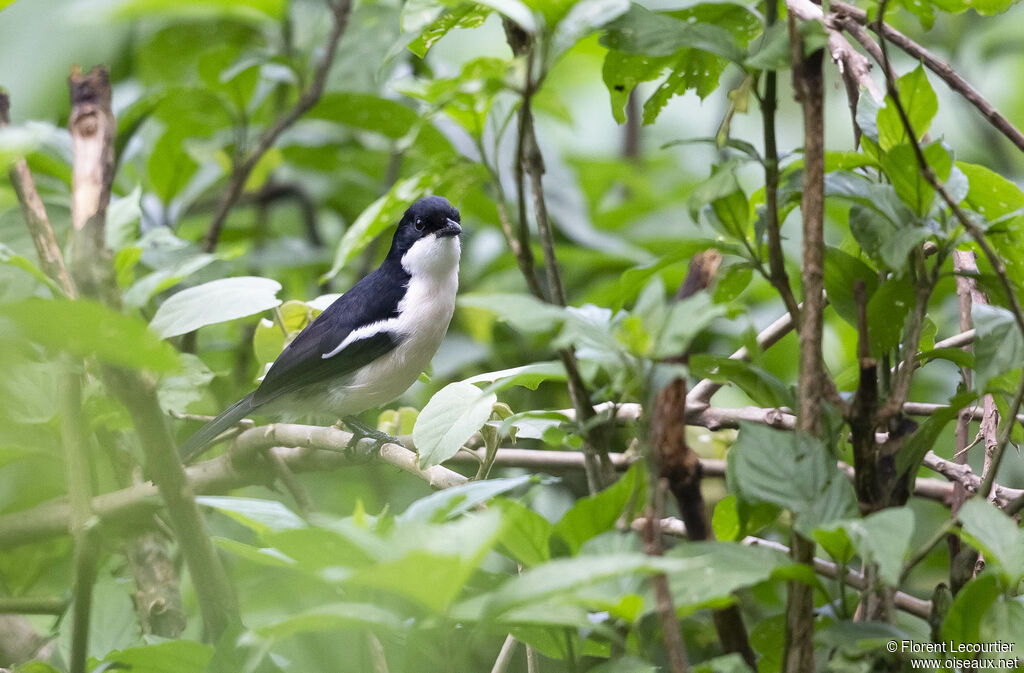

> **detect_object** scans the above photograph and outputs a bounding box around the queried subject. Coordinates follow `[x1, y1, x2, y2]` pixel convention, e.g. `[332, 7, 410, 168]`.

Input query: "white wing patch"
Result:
[321, 232, 461, 362]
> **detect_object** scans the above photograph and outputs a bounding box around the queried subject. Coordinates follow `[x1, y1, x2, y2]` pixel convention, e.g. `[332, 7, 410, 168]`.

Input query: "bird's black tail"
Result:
[178, 393, 256, 464]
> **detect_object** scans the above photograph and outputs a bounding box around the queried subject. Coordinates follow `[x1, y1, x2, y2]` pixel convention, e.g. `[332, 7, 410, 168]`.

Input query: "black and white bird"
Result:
[178, 195, 462, 463]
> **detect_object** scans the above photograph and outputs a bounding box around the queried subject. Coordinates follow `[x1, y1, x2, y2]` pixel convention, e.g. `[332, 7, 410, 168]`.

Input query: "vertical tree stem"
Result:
[785, 15, 826, 673]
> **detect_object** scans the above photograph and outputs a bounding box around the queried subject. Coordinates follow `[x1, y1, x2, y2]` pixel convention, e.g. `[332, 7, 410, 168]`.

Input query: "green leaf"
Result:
[482, 553, 692, 616]
[345, 510, 505, 612]
[554, 463, 644, 554]
[817, 509, 915, 585]
[463, 361, 566, 391]
[866, 277, 915, 356]
[495, 497, 554, 566]
[666, 541, 789, 612]
[457, 293, 565, 333]
[881, 141, 952, 216]
[157, 353, 215, 414]
[100, 640, 213, 673]
[848, 205, 929, 271]
[972, 303, 1024, 394]
[689, 355, 794, 408]
[877, 65, 938, 151]
[823, 246, 878, 326]
[727, 422, 857, 534]
[400, 474, 539, 522]
[941, 573, 1002, 645]
[552, 0, 630, 56]
[107, 186, 142, 251]
[104, 0, 285, 21]
[601, 4, 745, 61]
[407, 5, 492, 58]
[414, 381, 498, 467]
[958, 499, 1024, 583]
[602, 50, 672, 124]
[476, 0, 536, 31]
[1, 297, 179, 372]
[196, 496, 307, 534]
[0, 242, 63, 296]
[149, 276, 282, 339]
[310, 92, 421, 140]
[711, 495, 780, 541]
[255, 602, 405, 640]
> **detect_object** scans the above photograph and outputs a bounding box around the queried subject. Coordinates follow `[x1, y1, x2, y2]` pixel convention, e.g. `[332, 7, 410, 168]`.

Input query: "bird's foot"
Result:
[342, 416, 399, 455]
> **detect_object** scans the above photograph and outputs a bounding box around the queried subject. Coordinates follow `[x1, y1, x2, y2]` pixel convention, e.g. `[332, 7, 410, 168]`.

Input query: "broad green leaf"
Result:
[881, 141, 952, 216]
[689, 355, 794, 408]
[958, 498, 1024, 582]
[407, 5, 492, 58]
[711, 495, 780, 541]
[897, 391, 975, 476]
[666, 541, 788, 611]
[482, 553, 694, 616]
[979, 596, 1024, 653]
[877, 66, 938, 151]
[196, 496, 307, 534]
[345, 510, 504, 612]
[693, 654, 752, 673]
[823, 247, 878, 327]
[457, 293, 565, 333]
[941, 573, 1002, 646]
[106, 186, 142, 251]
[157, 352, 215, 413]
[255, 602, 405, 640]
[104, 0, 285, 21]
[476, 0, 536, 31]
[602, 50, 672, 124]
[310, 92, 420, 140]
[817, 509, 915, 585]
[825, 170, 916, 228]
[400, 474, 539, 522]
[971, 303, 1024, 393]
[149, 276, 282, 338]
[552, 0, 630, 57]
[601, 4, 744, 61]
[727, 422, 856, 534]
[866, 277, 915, 356]
[123, 251, 218, 309]
[848, 204, 929, 271]
[554, 462, 644, 554]
[495, 497, 554, 566]
[414, 381, 497, 467]
[99, 640, 213, 673]
[0, 242, 62, 295]
[958, 161, 1024, 291]
[463, 361, 567, 391]
[1, 297, 179, 372]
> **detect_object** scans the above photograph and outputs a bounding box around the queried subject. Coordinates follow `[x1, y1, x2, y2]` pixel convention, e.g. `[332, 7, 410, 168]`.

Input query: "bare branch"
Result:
[786, 0, 883, 100]
[0, 94, 76, 297]
[202, 0, 353, 252]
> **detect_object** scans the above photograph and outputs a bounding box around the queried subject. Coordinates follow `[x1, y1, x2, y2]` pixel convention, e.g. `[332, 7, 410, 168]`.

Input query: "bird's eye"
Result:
[414, 218, 425, 231]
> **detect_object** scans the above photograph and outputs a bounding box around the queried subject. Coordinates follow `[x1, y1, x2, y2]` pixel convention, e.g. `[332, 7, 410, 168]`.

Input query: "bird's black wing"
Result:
[252, 265, 409, 407]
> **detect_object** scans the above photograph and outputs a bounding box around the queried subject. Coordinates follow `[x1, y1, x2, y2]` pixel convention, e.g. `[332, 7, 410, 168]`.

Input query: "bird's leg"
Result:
[342, 416, 399, 451]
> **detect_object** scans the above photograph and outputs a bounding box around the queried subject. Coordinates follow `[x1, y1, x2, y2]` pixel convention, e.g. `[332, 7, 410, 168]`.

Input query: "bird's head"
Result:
[389, 195, 462, 277]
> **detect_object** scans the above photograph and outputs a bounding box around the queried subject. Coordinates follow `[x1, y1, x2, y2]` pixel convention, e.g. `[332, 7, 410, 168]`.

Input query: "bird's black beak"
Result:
[438, 218, 462, 238]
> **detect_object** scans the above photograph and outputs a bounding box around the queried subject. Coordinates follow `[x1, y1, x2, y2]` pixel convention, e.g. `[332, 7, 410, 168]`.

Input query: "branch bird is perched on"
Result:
[179, 196, 462, 463]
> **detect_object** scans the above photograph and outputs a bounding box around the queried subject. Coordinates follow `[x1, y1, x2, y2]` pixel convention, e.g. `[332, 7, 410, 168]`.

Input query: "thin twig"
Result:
[202, 0, 353, 252]
[872, 0, 1024, 506]
[832, 0, 1024, 154]
[490, 635, 519, 673]
[0, 95, 76, 297]
[67, 67, 239, 640]
[0, 596, 67, 615]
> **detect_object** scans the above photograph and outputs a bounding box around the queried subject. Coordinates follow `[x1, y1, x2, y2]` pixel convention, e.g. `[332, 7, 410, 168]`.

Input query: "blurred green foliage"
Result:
[1, 0, 1024, 671]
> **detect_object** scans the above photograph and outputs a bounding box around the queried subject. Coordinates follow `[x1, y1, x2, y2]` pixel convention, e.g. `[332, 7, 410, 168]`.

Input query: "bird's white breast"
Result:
[323, 234, 460, 415]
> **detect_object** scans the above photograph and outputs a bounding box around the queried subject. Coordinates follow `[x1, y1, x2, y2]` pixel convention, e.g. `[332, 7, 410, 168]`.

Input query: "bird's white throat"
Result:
[401, 233, 461, 280]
